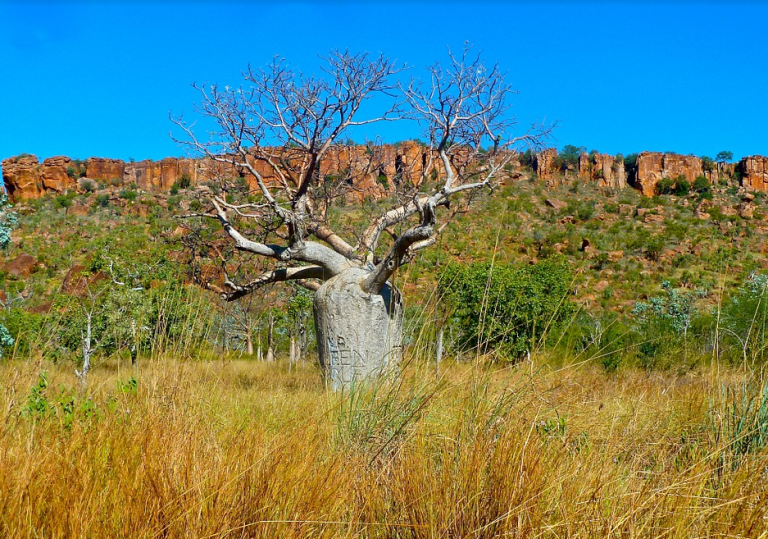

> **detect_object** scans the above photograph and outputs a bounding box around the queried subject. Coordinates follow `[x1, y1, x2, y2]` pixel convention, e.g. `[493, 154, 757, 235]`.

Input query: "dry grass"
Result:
[1, 356, 767, 538]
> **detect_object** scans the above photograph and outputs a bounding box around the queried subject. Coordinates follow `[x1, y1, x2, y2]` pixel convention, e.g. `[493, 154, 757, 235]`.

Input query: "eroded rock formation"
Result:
[740, 156, 768, 192]
[578, 153, 626, 189]
[535, 148, 558, 181]
[634, 152, 703, 196]
[86, 158, 125, 182]
[3, 147, 767, 200]
[2, 155, 43, 200]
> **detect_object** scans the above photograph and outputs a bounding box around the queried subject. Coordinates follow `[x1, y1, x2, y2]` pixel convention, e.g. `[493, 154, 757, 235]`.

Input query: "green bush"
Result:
[656, 177, 674, 195]
[674, 178, 690, 196]
[439, 259, 576, 360]
[78, 178, 96, 193]
[692, 175, 709, 193]
[171, 174, 192, 191]
[119, 189, 137, 201]
[95, 194, 110, 207]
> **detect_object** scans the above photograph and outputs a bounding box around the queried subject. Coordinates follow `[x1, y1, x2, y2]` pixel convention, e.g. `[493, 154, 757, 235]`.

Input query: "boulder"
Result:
[5, 253, 38, 278]
[61, 265, 108, 296]
[545, 198, 568, 211]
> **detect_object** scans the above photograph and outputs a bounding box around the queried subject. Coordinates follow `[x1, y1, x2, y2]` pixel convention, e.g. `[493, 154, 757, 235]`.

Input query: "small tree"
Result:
[716, 151, 734, 164]
[554, 145, 586, 172]
[173, 46, 550, 388]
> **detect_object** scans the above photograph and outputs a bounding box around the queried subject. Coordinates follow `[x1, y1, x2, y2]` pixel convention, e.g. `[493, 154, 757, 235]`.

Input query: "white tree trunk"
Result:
[436, 326, 444, 374]
[76, 310, 94, 388]
[246, 331, 254, 356]
[313, 268, 403, 390]
[265, 312, 275, 362]
[289, 336, 296, 368]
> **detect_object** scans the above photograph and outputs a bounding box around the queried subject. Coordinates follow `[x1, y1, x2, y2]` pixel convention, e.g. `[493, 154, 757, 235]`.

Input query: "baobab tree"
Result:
[173, 46, 549, 389]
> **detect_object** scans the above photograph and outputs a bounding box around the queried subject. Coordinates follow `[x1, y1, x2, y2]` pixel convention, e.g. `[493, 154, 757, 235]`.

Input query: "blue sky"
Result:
[0, 1, 766, 162]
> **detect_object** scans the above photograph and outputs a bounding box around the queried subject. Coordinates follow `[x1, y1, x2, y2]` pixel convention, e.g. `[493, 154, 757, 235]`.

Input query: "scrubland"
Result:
[2, 355, 768, 538]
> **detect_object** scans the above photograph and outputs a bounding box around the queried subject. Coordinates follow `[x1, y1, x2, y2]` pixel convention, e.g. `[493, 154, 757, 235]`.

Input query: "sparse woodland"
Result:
[3, 48, 768, 536]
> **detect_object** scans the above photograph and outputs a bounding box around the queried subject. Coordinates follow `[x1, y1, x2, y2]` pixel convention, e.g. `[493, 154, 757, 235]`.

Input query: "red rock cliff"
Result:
[578, 153, 626, 189]
[740, 156, 768, 191]
[1, 155, 43, 200]
[634, 152, 703, 196]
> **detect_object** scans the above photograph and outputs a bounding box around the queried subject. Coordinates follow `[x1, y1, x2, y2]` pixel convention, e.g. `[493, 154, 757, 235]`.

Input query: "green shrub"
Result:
[78, 178, 96, 193]
[95, 194, 110, 207]
[439, 259, 576, 360]
[674, 179, 691, 196]
[54, 195, 73, 208]
[692, 175, 709, 193]
[119, 189, 137, 202]
[656, 177, 674, 195]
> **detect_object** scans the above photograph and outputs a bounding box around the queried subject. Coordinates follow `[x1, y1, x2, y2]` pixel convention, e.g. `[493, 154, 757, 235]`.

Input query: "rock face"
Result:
[535, 148, 558, 181]
[5, 147, 768, 200]
[86, 158, 125, 182]
[313, 268, 402, 390]
[4, 253, 38, 278]
[578, 152, 626, 188]
[740, 156, 768, 191]
[40, 156, 76, 193]
[2, 155, 42, 200]
[634, 152, 703, 196]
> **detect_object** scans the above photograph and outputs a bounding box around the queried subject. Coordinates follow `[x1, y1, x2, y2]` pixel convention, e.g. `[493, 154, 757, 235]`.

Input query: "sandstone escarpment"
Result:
[1, 143, 459, 202]
[86, 158, 125, 182]
[634, 152, 704, 196]
[3, 147, 767, 200]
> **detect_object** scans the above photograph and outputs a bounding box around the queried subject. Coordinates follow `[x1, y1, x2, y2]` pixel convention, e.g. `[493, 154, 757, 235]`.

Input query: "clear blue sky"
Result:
[1, 0, 766, 162]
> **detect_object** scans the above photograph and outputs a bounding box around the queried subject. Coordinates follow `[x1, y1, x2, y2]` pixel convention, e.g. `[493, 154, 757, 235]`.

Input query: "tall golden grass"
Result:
[1, 355, 768, 538]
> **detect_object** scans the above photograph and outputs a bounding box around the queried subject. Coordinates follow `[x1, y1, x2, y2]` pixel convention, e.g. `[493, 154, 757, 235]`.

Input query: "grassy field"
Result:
[2, 355, 768, 538]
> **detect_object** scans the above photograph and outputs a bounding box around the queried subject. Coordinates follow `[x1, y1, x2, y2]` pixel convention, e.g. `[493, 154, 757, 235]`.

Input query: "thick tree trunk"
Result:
[313, 268, 403, 390]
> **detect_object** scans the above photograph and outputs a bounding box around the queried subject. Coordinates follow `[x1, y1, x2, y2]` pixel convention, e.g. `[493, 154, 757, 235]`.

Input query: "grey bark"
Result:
[75, 310, 95, 388]
[313, 268, 402, 390]
[436, 326, 444, 374]
[265, 312, 275, 362]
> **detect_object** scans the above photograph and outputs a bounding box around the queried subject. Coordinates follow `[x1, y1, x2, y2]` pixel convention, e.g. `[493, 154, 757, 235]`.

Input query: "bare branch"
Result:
[221, 266, 327, 301]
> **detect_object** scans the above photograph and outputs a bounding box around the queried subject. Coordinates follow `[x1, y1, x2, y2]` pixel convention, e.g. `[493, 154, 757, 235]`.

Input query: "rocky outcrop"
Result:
[40, 156, 77, 193]
[4, 147, 768, 200]
[740, 156, 768, 192]
[60, 264, 108, 296]
[578, 152, 626, 189]
[634, 152, 703, 196]
[4, 253, 39, 278]
[86, 158, 124, 182]
[1, 155, 42, 200]
[704, 162, 735, 183]
[535, 148, 558, 181]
